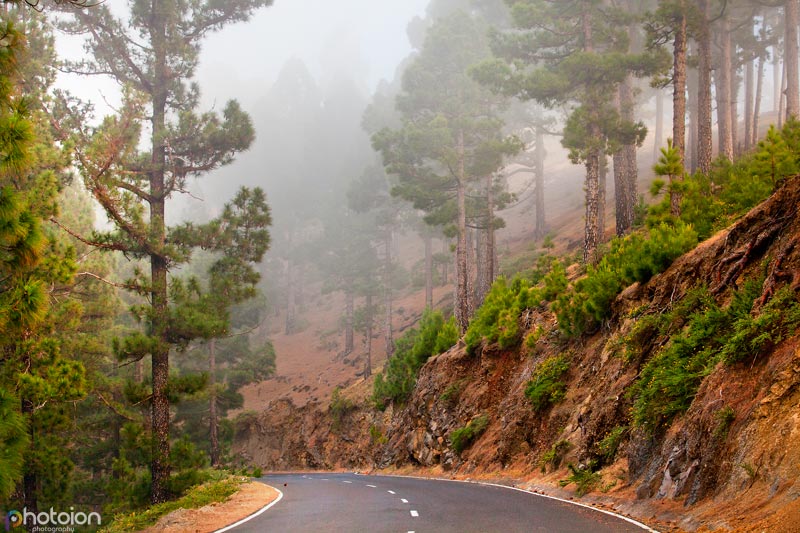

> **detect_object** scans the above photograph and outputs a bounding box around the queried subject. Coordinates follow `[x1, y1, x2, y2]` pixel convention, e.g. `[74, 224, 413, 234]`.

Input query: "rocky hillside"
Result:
[233, 175, 800, 532]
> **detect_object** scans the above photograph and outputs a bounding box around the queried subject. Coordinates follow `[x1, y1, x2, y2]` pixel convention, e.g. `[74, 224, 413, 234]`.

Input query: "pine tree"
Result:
[475, 0, 664, 262]
[375, 11, 518, 332]
[53, 0, 273, 503]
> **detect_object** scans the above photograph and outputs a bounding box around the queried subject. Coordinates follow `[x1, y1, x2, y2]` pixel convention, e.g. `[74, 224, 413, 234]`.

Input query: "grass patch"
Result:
[101, 472, 244, 533]
[713, 406, 736, 440]
[450, 415, 489, 455]
[525, 353, 571, 412]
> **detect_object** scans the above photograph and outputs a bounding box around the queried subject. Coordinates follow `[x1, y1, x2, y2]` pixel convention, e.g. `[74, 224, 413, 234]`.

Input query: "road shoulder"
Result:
[139, 481, 279, 533]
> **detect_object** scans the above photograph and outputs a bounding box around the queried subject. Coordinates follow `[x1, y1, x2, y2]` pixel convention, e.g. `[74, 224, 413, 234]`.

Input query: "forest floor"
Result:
[139, 481, 279, 533]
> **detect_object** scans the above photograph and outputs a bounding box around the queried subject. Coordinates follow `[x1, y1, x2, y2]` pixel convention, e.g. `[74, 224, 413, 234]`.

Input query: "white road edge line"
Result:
[387, 490, 396, 494]
[368, 473, 659, 533]
[214, 485, 284, 533]
[410, 510, 419, 517]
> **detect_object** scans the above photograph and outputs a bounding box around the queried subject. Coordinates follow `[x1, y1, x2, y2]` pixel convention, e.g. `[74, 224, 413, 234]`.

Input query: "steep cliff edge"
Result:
[233, 176, 800, 531]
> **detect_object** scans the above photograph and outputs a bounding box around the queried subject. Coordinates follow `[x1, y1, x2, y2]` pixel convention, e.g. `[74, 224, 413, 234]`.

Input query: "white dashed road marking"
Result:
[342, 480, 352, 484]
[401, 498, 408, 503]
[367, 484, 377, 488]
[387, 490, 395, 494]
[410, 510, 419, 517]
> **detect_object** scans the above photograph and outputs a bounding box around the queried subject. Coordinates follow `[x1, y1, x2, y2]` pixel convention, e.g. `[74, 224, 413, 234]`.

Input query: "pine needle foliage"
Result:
[372, 309, 457, 410]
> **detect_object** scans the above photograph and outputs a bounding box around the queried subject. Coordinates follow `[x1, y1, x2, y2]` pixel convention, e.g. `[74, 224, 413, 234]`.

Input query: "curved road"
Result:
[224, 473, 656, 533]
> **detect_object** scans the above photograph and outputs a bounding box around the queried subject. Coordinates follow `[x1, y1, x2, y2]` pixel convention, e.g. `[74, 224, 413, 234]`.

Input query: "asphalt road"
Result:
[223, 472, 656, 533]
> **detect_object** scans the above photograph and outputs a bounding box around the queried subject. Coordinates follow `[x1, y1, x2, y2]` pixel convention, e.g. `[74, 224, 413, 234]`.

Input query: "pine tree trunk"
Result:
[673, 11, 687, 162]
[209, 338, 219, 467]
[753, 55, 764, 145]
[383, 230, 394, 358]
[150, 9, 171, 503]
[584, 142, 602, 264]
[654, 88, 664, 163]
[744, 57, 753, 151]
[786, 0, 800, 120]
[697, 0, 714, 175]
[774, 43, 782, 114]
[475, 225, 488, 307]
[716, 18, 734, 161]
[295, 264, 305, 310]
[344, 289, 354, 355]
[730, 56, 739, 156]
[688, 56, 699, 173]
[534, 125, 546, 238]
[598, 154, 606, 242]
[455, 129, 471, 332]
[615, 77, 637, 236]
[779, 59, 787, 128]
[364, 293, 372, 378]
[424, 234, 433, 309]
[441, 239, 448, 285]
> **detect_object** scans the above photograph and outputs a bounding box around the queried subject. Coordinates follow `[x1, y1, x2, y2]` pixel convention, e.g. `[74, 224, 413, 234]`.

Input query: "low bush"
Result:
[559, 463, 601, 497]
[372, 309, 458, 409]
[450, 414, 489, 454]
[525, 353, 571, 411]
[629, 277, 800, 433]
[553, 222, 697, 337]
[539, 439, 571, 473]
[465, 277, 539, 354]
[596, 426, 627, 465]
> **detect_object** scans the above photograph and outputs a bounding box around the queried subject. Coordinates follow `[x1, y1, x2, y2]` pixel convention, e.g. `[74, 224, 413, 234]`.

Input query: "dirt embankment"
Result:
[233, 176, 800, 531]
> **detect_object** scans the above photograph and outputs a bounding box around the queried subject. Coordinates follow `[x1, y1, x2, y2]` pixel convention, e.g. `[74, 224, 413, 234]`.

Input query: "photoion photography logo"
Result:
[4, 507, 101, 532]
[4, 510, 22, 530]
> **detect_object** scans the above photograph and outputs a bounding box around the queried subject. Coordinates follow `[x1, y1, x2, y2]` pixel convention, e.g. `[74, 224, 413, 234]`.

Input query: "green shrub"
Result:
[372, 309, 457, 409]
[439, 380, 466, 406]
[720, 286, 800, 364]
[553, 223, 697, 337]
[450, 414, 489, 454]
[713, 406, 735, 440]
[369, 425, 387, 445]
[596, 426, 627, 465]
[465, 277, 538, 354]
[525, 353, 571, 411]
[559, 463, 601, 497]
[539, 439, 571, 473]
[330, 387, 355, 431]
[628, 278, 773, 432]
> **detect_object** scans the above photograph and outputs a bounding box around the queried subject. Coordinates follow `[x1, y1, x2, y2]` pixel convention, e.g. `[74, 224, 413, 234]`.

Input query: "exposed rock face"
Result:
[232, 177, 800, 525]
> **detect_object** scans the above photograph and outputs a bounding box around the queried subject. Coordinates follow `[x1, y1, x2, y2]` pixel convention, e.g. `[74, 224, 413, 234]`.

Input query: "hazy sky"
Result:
[57, 0, 430, 111]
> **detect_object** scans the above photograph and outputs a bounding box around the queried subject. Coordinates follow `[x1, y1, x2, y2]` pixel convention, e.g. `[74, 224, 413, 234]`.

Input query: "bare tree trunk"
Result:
[441, 239, 448, 285]
[731, 56, 740, 156]
[344, 288, 354, 355]
[295, 264, 305, 310]
[688, 54, 699, 173]
[673, 10, 687, 161]
[598, 153, 607, 242]
[364, 293, 372, 378]
[786, 0, 800, 120]
[716, 17, 734, 161]
[745, 58, 754, 151]
[584, 140, 602, 264]
[615, 77, 637, 236]
[209, 338, 219, 467]
[383, 230, 394, 358]
[779, 58, 787, 128]
[424, 234, 433, 309]
[698, 0, 714, 175]
[455, 129, 472, 332]
[654, 88, 664, 162]
[753, 55, 764, 145]
[774, 45, 782, 114]
[534, 125, 546, 238]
